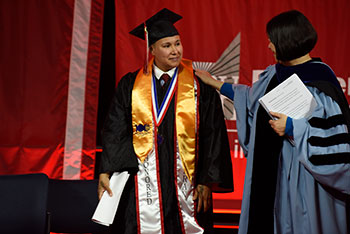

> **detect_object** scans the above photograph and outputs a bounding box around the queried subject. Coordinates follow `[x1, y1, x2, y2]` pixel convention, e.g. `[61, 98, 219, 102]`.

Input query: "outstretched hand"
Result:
[193, 184, 212, 213]
[269, 111, 287, 136]
[195, 70, 224, 91]
[195, 70, 214, 84]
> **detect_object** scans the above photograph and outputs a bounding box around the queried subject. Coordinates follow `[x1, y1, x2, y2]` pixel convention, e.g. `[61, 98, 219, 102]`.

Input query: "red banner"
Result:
[0, 0, 104, 179]
[115, 0, 350, 210]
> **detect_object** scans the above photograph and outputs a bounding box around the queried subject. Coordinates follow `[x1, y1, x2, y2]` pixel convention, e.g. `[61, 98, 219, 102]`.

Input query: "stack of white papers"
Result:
[259, 73, 317, 119]
[92, 171, 130, 226]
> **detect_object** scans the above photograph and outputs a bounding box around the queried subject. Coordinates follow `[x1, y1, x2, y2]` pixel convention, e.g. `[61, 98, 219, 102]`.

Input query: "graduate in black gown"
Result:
[97, 8, 233, 234]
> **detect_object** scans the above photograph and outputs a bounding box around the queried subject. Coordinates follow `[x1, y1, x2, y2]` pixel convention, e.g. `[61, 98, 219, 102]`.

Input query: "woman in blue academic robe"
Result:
[196, 10, 350, 234]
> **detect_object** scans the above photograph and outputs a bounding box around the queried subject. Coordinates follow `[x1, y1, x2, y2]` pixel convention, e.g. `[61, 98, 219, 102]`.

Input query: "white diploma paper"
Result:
[92, 171, 130, 226]
[259, 73, 317, 119]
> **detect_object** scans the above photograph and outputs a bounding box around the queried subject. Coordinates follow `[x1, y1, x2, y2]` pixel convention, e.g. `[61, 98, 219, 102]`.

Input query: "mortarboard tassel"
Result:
[143, 22, 149, 74]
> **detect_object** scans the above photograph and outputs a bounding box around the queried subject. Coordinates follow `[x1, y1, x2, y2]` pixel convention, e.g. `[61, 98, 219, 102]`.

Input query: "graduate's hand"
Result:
[193, 184, 212, 213]
[269, 112, 287, 136]
[98, 173, 113, 200]
[195, 70, 224, 91]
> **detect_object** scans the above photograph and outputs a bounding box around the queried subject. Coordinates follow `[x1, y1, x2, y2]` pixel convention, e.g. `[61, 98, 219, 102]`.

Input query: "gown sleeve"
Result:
[195, 76, 234, 192]
[100, 72, 139, 174]
[232, 66, 277, 156]
[293, 86, 350, 194]
[231, 84, 252, 156]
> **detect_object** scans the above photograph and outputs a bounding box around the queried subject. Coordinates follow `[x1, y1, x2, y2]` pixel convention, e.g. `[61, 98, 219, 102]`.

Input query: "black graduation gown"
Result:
[100, 69, 233, 234]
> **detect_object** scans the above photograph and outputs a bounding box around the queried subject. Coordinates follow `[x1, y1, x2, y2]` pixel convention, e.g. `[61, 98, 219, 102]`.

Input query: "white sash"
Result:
[136, 150, 163, 234]
[176, 150, 204, 233]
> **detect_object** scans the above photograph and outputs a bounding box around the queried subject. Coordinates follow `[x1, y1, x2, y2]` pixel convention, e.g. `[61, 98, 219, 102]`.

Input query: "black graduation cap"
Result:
[129, 8, 182, 46]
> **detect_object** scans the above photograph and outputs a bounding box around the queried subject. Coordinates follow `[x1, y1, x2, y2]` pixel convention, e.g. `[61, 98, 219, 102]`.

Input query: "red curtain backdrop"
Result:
[115, 0, 350, 210]
[0, 0, 104, 179]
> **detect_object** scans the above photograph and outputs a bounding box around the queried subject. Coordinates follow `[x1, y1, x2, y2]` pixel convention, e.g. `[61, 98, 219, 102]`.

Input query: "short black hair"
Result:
[266, 10, 318, 62]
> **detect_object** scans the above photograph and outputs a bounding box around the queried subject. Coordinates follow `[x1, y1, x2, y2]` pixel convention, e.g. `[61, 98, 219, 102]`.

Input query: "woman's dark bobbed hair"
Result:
[266, 10, 318, 62]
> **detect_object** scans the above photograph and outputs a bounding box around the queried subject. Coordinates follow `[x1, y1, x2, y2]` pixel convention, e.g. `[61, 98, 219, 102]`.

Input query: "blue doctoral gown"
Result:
[231, 62, 350, 234]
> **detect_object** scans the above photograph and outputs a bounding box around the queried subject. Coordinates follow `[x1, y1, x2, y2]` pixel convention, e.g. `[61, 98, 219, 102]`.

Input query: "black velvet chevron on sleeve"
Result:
[308, 114, 346, 129]
[307, 81, 350, 130]
[310, 153, 350, 165]
[306, 80, 350, 166]
[308, 133, 350, 147]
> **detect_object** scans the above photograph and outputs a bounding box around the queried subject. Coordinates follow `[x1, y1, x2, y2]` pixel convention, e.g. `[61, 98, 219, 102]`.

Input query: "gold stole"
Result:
[132, 58, 196, 182]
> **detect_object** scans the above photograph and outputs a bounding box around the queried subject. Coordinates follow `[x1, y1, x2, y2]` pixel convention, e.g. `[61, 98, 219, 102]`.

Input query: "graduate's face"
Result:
[151, 35, 183, 71]
[268, 39, 277, 62]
